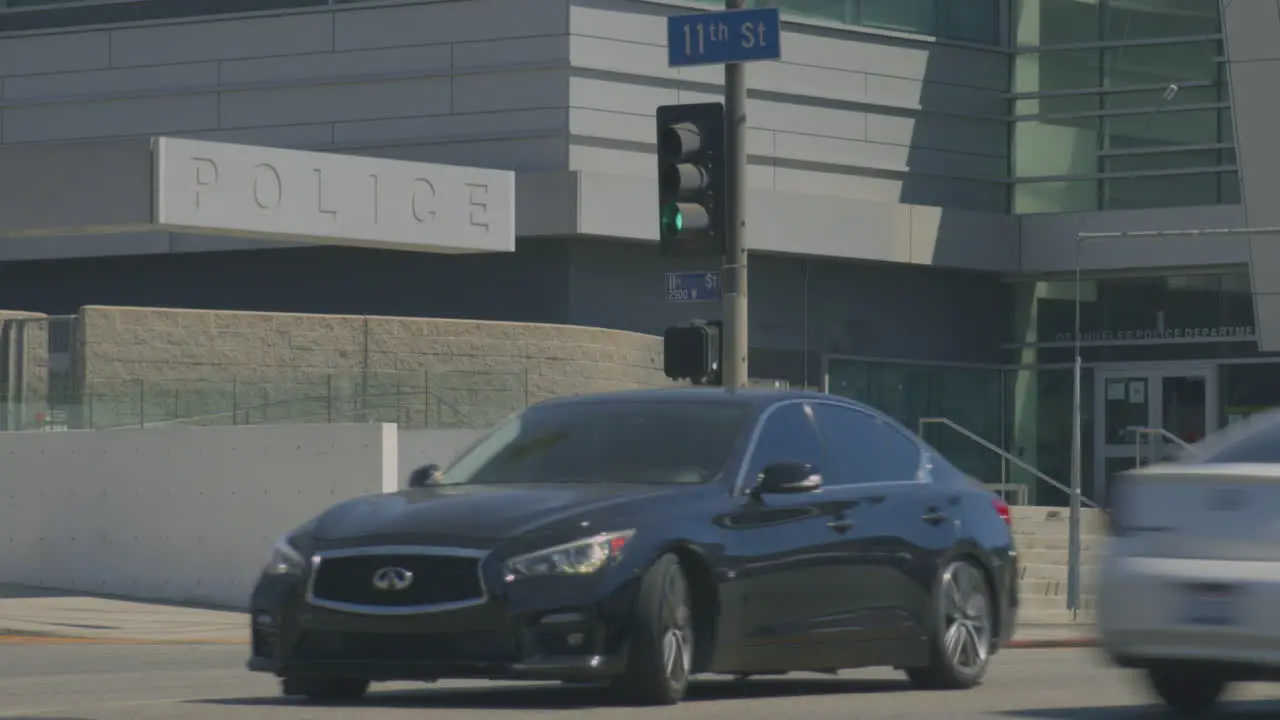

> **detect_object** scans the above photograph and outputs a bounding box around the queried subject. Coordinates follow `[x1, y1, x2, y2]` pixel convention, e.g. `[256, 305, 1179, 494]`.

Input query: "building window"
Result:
[745, 0, 1000, 45]
[1010, 0, 1239, 213]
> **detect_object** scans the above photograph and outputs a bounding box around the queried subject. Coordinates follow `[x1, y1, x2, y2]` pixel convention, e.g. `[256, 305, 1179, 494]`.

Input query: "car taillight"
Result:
[992, 496, 1012, 527]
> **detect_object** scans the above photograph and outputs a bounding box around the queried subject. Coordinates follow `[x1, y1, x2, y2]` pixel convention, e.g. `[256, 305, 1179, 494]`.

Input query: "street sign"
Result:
[667, 7, 781, 67]
[665, 271, 721, 303]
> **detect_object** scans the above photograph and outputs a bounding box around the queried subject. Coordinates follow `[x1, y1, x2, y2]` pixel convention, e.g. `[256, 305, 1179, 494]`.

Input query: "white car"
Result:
[1098, 409, 1280, 714]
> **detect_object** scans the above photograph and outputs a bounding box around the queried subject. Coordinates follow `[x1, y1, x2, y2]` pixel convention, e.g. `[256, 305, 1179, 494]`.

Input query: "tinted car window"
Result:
[812, 403, 922, 486]
[741, 402, 826, 488]
[439, 400, 751, 486]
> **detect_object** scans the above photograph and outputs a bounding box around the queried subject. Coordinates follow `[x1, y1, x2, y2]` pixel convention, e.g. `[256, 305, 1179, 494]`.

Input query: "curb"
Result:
[1007, 637, 1098, 649]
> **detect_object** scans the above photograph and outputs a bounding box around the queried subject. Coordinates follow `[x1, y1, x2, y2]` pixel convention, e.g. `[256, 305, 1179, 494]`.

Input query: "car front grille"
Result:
[309, 552, 485, 609]
[293, 630, 516, 663]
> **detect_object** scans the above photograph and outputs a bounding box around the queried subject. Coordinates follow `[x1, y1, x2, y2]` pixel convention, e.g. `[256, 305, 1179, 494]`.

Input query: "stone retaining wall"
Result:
[76, 306, 678, 429]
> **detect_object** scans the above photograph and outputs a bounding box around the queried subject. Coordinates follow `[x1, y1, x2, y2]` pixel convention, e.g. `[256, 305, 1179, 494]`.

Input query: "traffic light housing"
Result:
[656, 102, 726, 258]
[663, 320, 722, 385]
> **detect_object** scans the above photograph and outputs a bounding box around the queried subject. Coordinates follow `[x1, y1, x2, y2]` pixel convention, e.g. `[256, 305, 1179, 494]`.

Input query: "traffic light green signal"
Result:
[661, 202, 683, 235]
[655, 102, 725, 257]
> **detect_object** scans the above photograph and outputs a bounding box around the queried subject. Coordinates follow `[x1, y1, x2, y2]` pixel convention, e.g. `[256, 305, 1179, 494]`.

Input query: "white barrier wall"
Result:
[0, 423, 398, 609]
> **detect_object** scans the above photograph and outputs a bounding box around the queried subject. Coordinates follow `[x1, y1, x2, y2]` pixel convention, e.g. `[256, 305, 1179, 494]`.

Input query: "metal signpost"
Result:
[666, 270, 722, 303]
[666, 2, 781, 391]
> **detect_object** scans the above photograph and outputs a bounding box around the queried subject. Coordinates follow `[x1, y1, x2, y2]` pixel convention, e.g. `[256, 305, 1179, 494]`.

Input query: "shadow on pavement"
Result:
[193, 676, 912, 709]
[996, 699, 1280, 718]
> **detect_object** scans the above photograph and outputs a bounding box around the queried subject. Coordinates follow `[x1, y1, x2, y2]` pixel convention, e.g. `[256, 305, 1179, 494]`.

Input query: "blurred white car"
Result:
[1098, 409, 1280, 714]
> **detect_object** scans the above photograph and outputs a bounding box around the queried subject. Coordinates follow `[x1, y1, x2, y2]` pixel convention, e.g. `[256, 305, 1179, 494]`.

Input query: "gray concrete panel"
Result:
[334, 108, 568, 149]
[454, 35, 570, 71]
[1, 62, 220, 102]
[218, 78, 453, 128]
[359, 137, 570, 173]
[0, 138, 154, 237]
[1018, 204, 1250, 274]
[1221, 0, 1280, 350]
[0, 30, 110, 76]
[217, 45, 452, 86]
[452, 69, 570, 115]
[108, 13, 334, 67]
[572, 170, 1016, 271]
[3, 94, 219, 143]
[333, 0, 569, 50]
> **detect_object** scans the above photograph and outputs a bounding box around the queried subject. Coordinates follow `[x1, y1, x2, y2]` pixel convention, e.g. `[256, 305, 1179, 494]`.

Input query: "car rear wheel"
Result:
[1147, 666, 1227, 715]
[906, 559, 993, 690]
[611, 553, 694, 706]
[281, 677, 370, 703]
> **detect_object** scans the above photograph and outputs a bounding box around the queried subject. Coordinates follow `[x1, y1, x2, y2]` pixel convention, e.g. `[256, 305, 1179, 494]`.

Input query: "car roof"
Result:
[532, 387, 875, 414]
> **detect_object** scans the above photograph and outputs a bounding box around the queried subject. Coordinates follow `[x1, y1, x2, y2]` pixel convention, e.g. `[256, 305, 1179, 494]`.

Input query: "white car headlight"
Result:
[503, 530, 636, 581]
[263, 537, 307, 576]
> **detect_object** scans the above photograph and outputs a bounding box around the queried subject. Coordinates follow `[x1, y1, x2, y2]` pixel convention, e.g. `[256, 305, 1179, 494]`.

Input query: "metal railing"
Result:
[918, 417, 1100, 509]
[1133, 427, 1195, 467]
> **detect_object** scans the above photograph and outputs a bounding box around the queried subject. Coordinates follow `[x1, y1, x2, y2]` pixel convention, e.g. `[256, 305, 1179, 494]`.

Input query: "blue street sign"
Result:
[667, 8, 781, 68]
[666, 271, 721, 303]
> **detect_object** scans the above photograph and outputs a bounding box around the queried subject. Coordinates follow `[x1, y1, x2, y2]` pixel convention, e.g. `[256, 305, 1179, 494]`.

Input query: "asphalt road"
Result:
[2, 643, 1280, 719]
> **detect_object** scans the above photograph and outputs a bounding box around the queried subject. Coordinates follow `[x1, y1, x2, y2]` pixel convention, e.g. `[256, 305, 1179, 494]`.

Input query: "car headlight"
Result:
[503, 530, 636, 581]
[263, 536, 307, 576]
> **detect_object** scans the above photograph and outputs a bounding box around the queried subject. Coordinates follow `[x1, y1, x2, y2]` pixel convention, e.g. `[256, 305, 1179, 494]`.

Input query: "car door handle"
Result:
[921, 510, 948, 525]
[827, 519, 854, 533]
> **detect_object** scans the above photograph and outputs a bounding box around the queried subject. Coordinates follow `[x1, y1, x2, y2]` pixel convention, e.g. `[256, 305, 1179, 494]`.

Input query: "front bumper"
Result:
[247, 570, 639, 683]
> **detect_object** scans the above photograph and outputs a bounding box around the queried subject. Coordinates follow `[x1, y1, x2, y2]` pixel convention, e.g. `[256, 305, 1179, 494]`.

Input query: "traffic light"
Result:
[656, 102, 726, 257]
[663, 320, 722, 385]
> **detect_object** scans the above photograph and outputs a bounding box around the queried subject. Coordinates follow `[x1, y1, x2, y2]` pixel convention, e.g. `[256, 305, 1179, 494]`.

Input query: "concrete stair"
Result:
[1009, 506, 1107, 625]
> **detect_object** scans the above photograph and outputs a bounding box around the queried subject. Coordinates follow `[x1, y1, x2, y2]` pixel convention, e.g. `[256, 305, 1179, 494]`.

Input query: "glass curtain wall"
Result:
[697, 0, 1002, 44]
[1011, 0, 1240, 213]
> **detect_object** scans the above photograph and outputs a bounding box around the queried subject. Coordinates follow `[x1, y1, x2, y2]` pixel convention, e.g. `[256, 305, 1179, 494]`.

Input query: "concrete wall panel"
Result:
[0, 423, 398, 608]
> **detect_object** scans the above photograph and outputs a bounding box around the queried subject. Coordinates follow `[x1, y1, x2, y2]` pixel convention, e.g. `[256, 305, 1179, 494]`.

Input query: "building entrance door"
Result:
[1093, 364, 1217, 502]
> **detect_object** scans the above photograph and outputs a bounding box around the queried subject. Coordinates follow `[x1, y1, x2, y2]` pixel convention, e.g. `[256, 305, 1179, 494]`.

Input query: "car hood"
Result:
[310, 482, 684, 545]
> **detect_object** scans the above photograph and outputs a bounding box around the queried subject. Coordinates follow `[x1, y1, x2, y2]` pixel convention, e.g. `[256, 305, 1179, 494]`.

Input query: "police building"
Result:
[0, 0, 1276, 506]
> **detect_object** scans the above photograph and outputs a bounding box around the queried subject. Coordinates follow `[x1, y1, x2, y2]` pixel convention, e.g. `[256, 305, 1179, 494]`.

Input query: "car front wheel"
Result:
[906, 558, 994, 690]
[611, 553, 694, 706]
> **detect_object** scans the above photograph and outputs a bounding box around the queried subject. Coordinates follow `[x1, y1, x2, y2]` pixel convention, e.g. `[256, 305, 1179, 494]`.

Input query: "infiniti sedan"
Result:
[247, 388, 1019, 706]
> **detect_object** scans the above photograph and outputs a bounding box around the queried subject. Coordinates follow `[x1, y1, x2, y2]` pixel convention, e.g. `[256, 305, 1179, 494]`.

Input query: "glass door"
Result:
[1093, 365, 1216, 502]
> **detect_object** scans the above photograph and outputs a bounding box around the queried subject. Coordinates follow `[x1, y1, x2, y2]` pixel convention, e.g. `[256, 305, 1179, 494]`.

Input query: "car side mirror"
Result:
[407, 463, 442, 489]
[752, 462, 822, 498]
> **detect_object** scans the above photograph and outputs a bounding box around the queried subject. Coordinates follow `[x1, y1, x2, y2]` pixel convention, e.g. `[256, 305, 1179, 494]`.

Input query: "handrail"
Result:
[919, 417, 1100, 509]
[1133, 426, 1195, 467]
[984, 482, 1030, 506]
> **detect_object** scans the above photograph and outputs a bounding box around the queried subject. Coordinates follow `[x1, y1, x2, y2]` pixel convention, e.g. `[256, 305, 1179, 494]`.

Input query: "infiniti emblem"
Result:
[372, 566, 414, 591]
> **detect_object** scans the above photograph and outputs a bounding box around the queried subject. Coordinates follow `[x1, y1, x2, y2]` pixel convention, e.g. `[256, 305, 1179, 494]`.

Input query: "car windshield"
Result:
[437, 399, 752, 486]
[1177, 407, 1280, 464]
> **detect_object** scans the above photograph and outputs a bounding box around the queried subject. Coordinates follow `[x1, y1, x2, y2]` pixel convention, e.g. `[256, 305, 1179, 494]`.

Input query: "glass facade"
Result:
[827, 270, 1280, 508]
[704, 0, 1002, 45]
[1011, 0, 1240, 213]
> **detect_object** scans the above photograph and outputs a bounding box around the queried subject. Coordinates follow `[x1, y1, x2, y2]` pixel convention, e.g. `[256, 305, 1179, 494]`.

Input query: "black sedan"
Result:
[247, 388, 1018, 706]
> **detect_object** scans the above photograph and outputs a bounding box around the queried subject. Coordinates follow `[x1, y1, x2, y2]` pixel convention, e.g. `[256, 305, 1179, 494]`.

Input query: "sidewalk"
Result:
[0, 584, 246, 645]
[0, 583, 1098, 648]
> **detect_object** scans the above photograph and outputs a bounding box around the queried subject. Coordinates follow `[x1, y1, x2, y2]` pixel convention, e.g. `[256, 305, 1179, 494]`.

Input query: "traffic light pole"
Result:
[722, 0, 749, 391]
